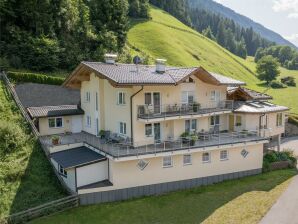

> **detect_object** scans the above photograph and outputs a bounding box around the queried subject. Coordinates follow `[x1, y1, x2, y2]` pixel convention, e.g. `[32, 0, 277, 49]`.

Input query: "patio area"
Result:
[40, 130, 267, 158]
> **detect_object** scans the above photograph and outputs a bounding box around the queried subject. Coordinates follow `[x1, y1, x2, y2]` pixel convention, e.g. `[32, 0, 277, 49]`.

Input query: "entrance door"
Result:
[229, 115, 234, 132]
[154, 123, 161, 142]
[153, 92, 161, 114]
[71, 116, 82, 133]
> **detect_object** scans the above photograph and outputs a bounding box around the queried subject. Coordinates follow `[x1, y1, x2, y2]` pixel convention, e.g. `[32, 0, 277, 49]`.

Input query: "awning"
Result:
[51, 146, 106, 169]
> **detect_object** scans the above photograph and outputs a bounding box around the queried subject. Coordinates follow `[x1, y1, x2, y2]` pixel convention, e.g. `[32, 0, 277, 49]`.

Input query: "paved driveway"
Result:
[260, 175, 298, 224]
[281, 136, 298, 156]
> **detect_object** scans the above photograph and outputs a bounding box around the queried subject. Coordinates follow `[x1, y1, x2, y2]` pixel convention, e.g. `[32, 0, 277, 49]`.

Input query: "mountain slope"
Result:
[127, 6, 298, 113]
[188, 0, 297, 49]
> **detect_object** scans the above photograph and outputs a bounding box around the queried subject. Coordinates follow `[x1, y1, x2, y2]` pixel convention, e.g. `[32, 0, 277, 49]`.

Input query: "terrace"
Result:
[40, 130, 267, 159]
[137, 100, 233, 121]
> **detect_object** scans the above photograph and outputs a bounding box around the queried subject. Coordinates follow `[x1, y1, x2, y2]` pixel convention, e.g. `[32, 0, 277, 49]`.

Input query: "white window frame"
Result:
[117, 91, 126, 105]
[145, 123, 153, 137]
[119, 122, 127, 135]
[85, 91, 90, 102]
[181, 91, 195, 104]
[86, 115, 91, 128]
[183, 154, 192, 166]
[185, 119, 197, 133]
[202, 152, 211, 163]
[210, 115, 220, 126]
[210, 90, 220, 101]
[58, 164, 67, 177]
[163, 156, 173, 168]
[48, 117, 63, 129]
[276, 113, 283, 127]
[220, 150, 228, 161]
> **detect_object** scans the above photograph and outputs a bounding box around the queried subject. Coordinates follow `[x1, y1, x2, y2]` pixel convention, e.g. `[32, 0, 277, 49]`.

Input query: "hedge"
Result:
[7, 71, 65, 85]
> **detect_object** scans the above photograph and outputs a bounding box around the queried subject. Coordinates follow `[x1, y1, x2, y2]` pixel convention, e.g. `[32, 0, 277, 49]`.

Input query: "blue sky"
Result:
[214, 0, 298, 46]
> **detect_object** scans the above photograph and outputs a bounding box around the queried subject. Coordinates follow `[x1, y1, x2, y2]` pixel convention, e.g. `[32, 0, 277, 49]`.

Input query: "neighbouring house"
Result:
[15, 54, 288, 204]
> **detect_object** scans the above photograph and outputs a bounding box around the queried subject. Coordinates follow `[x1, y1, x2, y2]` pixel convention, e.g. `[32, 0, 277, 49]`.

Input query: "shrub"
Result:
[281, 76, 296, 87]
[7, 71, 65, 85]
[270, 80, 286, 89]
[0, 121, 27, 154]
[263, 150, 297, 172]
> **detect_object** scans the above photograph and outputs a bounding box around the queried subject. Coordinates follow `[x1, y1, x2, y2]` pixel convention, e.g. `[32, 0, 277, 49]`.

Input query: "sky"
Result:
[214, 0, 298, 47]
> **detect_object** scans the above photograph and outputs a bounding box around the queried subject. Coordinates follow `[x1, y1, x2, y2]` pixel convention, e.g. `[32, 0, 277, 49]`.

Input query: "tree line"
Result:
[255, 45, 298, 70]
[0, 0, 149, 72]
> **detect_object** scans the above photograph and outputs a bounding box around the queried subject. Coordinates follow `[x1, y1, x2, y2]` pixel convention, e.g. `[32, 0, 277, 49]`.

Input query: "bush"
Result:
[7, 71, 65, 85]
[0, 121, 27, 154]
[270, 80, 286, 89]
[281, 76, 296, 87]
[263, 150, 297, 172]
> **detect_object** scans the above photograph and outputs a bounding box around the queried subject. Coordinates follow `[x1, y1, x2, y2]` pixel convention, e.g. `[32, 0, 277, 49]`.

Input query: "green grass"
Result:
[31, 169, 296, 224]
[128, 6, 298, 113]
[0, 81, 66, 219]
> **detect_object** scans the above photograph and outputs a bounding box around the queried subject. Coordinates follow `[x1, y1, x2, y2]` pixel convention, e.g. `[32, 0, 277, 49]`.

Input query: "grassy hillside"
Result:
[0, 81, 66, 219]
[128, 7, 298, 113]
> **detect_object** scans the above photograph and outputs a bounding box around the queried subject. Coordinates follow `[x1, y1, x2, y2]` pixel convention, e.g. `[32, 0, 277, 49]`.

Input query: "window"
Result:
[276, 113, 283, 126]
[202, 152, 210, 163]
[58, 164, 67, 177]
[145, 124, 153, 137]
[163, 156, 173, 167]
[48, 117, 63, 128]
[235, 115, 242, 126]
[181, 91, 194, 104]
[95, 92, 98, 111]
[210, 115, 220, 126]
[117, 91, 126, 105]
[183, 154, 192, 165]
[185, 119, 197, 132]
[145, 93, 152, 105]
[220, 150, 228, 161]
[86, 115, 91, 127]
[85, 91, 90, 102]
[119, 122, 127, 135]
[210, 90, 220, 101]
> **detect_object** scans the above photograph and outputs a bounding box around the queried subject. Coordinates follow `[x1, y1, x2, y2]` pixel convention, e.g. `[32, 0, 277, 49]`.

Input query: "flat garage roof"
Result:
[51, 146, 106, 169]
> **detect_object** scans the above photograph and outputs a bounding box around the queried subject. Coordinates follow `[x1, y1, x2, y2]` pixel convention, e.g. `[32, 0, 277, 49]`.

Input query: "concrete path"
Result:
[260, 175, 298, 224]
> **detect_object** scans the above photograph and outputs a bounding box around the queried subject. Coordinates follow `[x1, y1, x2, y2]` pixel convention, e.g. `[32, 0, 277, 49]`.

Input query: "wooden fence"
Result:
[2, 195, 78, 224]
[0, 73, 79, 223]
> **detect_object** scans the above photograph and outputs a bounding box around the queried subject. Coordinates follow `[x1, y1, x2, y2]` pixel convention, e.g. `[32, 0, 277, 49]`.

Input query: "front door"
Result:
[154, 123, 161, 142]
[153, 92, 161, 114]
[71, 116, 82, 133]
[229, 115, 234, 132]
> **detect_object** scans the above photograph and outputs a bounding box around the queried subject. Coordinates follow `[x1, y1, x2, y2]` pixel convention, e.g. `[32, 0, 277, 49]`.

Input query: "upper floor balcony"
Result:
[137, 100, 233, 121]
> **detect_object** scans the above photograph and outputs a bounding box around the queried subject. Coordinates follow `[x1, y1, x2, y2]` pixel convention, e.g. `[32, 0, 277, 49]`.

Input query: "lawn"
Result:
[0, 80, 66, 219]
[31, 169, 296, 224]
[128, 6, 298, 113]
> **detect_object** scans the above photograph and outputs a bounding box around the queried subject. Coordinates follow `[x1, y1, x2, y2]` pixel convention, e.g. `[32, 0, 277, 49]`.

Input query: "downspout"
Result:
[130, 86, 144, 143]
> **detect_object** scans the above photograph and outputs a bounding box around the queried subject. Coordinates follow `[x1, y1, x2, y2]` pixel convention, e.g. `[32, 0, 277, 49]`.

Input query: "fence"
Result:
[0, 73, 79, 223]
[3, 195, 78, 224]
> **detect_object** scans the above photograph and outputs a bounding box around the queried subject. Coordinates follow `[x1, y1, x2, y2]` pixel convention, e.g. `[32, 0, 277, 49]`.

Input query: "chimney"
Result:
[104, 53, 117, 64]
[155, 58, 167, 73]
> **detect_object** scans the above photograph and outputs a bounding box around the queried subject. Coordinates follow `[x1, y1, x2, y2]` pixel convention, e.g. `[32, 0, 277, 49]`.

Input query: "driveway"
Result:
[281, 136, 298, 156]
[260, 175, 298, 224]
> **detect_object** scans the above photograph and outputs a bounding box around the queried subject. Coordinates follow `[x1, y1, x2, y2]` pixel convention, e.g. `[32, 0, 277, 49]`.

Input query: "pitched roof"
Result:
[234, 101, 289, 113]
[63, 62, 245, 87]
[227, 87, 272, 100]
[27, 105, 84, 118]
[15, 83, 80, 108]
[51, 146, 107, 169]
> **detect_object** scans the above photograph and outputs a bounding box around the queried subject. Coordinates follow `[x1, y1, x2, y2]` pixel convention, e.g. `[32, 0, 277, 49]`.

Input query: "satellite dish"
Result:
[133, 55, 142, 64]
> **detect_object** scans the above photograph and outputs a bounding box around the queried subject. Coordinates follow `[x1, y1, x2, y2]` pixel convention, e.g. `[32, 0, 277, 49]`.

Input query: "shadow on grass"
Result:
[31, 169, 297, 224]
[9, 141, 67, 215]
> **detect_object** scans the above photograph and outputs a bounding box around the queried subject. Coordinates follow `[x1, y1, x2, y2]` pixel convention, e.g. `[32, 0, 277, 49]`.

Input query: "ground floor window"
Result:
[210, 115, 220, 126]
[220, 150, 228, 161]
[86, 115, 91, 127]
[48, 117, 63, 128]
[183, 154, 192, 165]
[202, 152, 211, 163]
[119, 122, 127, 135]
[145, 123, 153, 137]
[163, 156, 173, 168]
[58, 164, 67, 177]
[235, 115, 242, 127]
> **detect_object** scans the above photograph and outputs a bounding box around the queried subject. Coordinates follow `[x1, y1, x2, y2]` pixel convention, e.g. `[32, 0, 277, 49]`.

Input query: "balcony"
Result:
[40, 130, 267, 159]
[137, 101, 233, 121]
